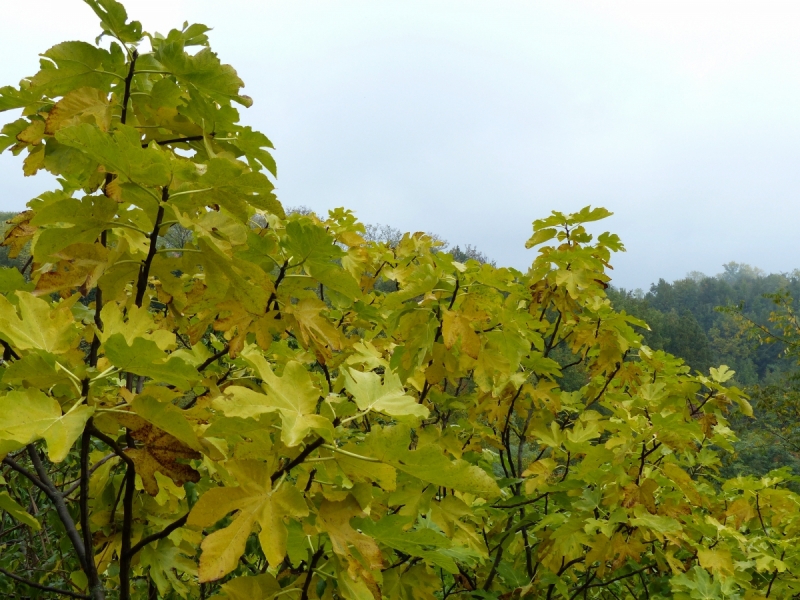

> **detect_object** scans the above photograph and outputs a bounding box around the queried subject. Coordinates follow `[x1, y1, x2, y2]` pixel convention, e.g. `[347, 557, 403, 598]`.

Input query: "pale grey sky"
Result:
[2, 1, 800, 289]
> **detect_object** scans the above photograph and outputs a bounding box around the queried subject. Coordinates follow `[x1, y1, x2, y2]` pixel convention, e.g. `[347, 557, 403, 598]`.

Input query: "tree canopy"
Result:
[1, 1, 800, 599]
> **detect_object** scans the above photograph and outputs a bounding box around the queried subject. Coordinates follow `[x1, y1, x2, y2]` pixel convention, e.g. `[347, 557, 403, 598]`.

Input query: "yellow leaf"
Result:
[16, 120, 45, 145]
[225, 349, 333, 446]
[725, 498, 755, 529]
[442, 309, 481, 359]
[44, 87, 111, 134]
[23, 145, 45, 176]
[0, 389, 93, 462]
[662, 463, 703, 506]
[698, 547, 734, 577]
[285, 298, 341, 360]
[0, 291, 79, 354]
[318, 496, 383, 576]
[189, 460, 309, 582]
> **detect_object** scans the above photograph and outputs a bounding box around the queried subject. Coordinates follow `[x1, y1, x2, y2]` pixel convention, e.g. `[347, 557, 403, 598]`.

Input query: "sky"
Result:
[2, 1, 800, 290]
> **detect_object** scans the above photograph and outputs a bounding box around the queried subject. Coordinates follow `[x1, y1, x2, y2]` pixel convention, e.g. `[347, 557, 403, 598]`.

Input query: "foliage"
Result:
[1, 2, 800, 599]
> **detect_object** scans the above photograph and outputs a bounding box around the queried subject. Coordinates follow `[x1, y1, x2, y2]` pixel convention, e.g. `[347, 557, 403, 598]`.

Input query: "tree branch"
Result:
[120, 49, 138, 126]
[0, 566, 90, 599]
[300, 546, 325, 600]
[16, 448, 89, 572]
[271, 437, 327, 484]
[198, 345, 229, 372]
[80, 420, 103, 599]
[128, 513, 189, 558]
[142, 135, 206, 147]
[135, 186, 168, 309]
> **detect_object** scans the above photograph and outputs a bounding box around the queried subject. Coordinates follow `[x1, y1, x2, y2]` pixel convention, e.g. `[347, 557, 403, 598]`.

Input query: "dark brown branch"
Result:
[483, 515, 515, 590]
[266, 259, 290, 313]
[198, 345, 229, 372]
[128, 513, 189, 558]
[80, 420, 102, 598]
[87, 425, 135, 600]
[119, 462, 136, 600]
[87, 426, 135, 470]
[88, 230, 107, 367]
[300, 546, 325, 600]
[573, 565, 650, 595]
[142, 135, 206, 147]
[13, 448, 89, 572]
[585, 356, 626, 412]
[271, 436, 327, 484]
[120, 49, 138, 126]
[0, 566, 90, 599]
[135, 186, 168, 309]
[1, 339, 19, 361]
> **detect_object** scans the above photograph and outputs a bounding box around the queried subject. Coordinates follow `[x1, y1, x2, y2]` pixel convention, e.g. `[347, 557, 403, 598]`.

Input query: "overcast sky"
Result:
[2, 1, 800, 289]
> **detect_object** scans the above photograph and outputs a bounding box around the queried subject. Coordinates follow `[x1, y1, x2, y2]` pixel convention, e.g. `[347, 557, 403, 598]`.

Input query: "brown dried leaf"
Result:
[2, 211, 36, 258]
[119, 416, 201, 495]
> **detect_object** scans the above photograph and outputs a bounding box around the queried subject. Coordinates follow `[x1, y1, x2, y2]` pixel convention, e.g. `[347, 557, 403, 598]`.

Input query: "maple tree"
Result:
[1, 1, 800, 599]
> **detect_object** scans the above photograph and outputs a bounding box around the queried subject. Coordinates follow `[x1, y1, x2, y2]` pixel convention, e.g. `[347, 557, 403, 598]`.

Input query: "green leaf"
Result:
[0, 87, 42, 113]
[525, 227, 557, 249]
[0, 267, 34, 295]
[154, 41, 252, 107]
[139, 539, 197, 597]
[356, 515, 460, 573]
[173, 157, 281, 222]
[30, 42, 117, 96]
[104, 333, 199, 390]
[82, 0, 143, 43]
[229, 126, 276, 177]
[364, 425, 501, 498]
[283, 219, 361, 299]
[31, 194, 117, 259]
[56, 123, 171, 187]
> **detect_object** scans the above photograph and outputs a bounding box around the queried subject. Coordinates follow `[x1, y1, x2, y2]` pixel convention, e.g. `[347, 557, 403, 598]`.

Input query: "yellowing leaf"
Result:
[698, 547, 734, 577]
[285, 298, 342, 360]
[1, 210, 36, 259]
[344, 368, 429, 419]
[44, 87, 111, 134]
[219, 574, 281, 600]
[442, 309, 481, 359]
[0, 389, 93, 462]
[0, 292, 79, 354]
[318, 496, 383, 573]
[364, 426, 501, 499]
[214, 350, 333, 446]
[662, 463, 703, 506]
[188, 461, 308, 581]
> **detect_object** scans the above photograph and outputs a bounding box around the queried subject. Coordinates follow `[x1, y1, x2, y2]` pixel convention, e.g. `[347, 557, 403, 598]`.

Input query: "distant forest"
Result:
[3, 210, 799, 480]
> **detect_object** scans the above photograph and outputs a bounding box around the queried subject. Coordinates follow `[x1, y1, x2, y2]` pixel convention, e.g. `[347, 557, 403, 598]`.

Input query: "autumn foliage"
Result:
[0, 1, 799, 599]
